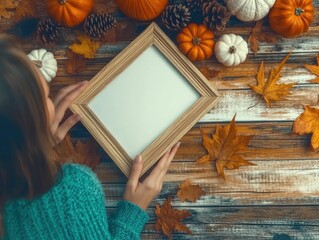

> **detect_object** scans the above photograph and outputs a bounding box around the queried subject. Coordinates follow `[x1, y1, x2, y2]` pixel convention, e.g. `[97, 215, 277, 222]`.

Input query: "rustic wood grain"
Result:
[1, 0, 319, 239]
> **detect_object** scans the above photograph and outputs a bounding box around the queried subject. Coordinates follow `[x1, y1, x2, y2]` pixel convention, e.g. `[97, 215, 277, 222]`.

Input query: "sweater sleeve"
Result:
[66, 164, 149, 240]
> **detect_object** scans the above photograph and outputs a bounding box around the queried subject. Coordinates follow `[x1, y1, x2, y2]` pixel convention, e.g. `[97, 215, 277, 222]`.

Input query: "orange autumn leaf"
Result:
[14, 0, 37, 21]
[155, 197, 192, 239]
[69, 34, 101, 59]
[0, 0, 19, 19]
[249, 52, 297, 107]
[54, 134, 102, 168]
[304, 54, 319, 83]
[196, 115, 255, 181]
[293, 105, 319, 151]
[177, 179, 206, 202]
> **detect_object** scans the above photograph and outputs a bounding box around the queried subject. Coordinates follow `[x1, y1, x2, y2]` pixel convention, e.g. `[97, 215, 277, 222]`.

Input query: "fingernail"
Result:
[177, 142, 181, 147]
[135, 155, 142, 163]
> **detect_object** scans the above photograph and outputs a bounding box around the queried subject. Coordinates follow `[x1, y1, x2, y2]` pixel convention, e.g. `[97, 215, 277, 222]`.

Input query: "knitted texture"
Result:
[3, 164, 149, 240]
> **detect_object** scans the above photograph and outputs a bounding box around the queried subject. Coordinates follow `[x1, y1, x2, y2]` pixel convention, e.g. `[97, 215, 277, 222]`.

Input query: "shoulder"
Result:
[60, 164, 102, 191]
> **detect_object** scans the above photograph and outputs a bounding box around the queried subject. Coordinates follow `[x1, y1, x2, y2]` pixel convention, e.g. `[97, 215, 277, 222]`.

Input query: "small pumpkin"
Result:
[46, 0, 94, 27]
[28, 49, 58, 82]
[177, 23, 214, 62]
[214, 34, 248, 66]
[224, 0, 275, 22]
[115, 0, 168, 21]
[269, 0, 314, 38]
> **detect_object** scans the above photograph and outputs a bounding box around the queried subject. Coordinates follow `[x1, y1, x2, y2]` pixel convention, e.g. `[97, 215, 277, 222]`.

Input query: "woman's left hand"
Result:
[51, 81, 89, 144]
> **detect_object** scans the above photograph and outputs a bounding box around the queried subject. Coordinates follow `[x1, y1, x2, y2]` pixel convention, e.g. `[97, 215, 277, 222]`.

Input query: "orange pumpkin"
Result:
[269, 0, 314, 38]
[177, 24, 214, 62]
[46, 0, 94, 27]
[115, 0, 168, 21]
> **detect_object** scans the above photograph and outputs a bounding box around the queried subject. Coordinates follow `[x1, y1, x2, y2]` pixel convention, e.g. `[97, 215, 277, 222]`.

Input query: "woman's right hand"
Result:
[124, 142, 180, 210]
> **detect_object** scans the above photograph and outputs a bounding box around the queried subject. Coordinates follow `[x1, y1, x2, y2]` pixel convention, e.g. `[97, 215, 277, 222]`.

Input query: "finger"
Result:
[52, 83, 89, 129]
[53, 114, 81, 143]
[53, 81, 89, 107]
[156, 142, 180, 183]
[145, 150, 171, 183]
[127, 155, 143, 189]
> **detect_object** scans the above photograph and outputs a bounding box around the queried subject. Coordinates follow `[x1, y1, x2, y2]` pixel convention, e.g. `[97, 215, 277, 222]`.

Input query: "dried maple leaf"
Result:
[248, 20, 278, 55]
[54, 135, 102, 168]
[93, 0, 117, 13]
[293, 105, 319, 151]
[69, 34, 101, 59]
[196, 115, 255, 181]
[198, 66, 220, 79]
[14, 0, 37, 21]
[65, 49, 87, 74]
[0, 0, 19, 19]
[249, 52, 297, 107]
[304, 54, 319, 83]
[155, 197, 192, 239]
[73, 138, 102, 168]
[177, 179, 206, 202]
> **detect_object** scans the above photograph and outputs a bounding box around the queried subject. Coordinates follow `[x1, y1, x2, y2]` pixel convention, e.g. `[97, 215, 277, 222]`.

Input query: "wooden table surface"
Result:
[2, 0, 319, 239]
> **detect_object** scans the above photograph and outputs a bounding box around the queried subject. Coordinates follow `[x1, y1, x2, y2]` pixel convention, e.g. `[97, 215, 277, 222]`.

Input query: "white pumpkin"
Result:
[224, 0, 275, 22]
[214, 34, 248, 67]
[27, 49, 58, 82]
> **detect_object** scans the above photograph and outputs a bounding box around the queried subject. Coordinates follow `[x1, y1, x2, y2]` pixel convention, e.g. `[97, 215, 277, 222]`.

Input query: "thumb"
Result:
[127, 155, 143, 188]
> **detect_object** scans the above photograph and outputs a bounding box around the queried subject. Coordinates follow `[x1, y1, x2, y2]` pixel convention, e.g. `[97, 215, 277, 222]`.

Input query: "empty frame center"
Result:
[88, 45, 201, 159]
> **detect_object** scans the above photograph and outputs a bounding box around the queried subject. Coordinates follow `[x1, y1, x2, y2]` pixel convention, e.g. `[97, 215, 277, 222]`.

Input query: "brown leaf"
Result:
[293, 105, 319, 151]
[93, 0, 118, 13]
[69, 34, 101, 59]
[305, 54, 319, 83]
[54, 135, 102, 168]
[155, 197, 192, 239]
[14, 0, 37, 21]
[0, 0, 19, 19]
[198, 66, 220, 79]
[249, 52, 297, 107]
[73, 138, 102, 168]
[196, 115, 255, 181]
[249, 20, 278, 55]
[65, 49, 87, 74]
[177, 179, 206, 202]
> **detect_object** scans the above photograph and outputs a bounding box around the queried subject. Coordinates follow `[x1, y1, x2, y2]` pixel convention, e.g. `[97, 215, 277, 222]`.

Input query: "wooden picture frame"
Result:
[70, 22, 221, 177]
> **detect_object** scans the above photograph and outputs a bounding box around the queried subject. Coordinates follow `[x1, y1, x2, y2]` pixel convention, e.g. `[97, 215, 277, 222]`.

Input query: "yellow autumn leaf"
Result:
[69, 34, 101, 59]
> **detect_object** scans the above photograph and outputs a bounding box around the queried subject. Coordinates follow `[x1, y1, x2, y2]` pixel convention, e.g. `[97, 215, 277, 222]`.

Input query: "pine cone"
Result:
[186, 0, 205, 13]
[162, 4, 191, 31]
[37, 18, 61, 44]
[202, 1, 231, 31]
[84, 13, 116, 39]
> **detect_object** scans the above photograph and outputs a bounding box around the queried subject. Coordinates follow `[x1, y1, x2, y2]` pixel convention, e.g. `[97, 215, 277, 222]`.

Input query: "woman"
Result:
[0, 34, 179, 239]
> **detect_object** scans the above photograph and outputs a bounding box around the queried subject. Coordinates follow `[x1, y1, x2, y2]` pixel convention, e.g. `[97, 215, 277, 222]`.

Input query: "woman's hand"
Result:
[51, 81, 89, 144]
[124, 142, 180, 210]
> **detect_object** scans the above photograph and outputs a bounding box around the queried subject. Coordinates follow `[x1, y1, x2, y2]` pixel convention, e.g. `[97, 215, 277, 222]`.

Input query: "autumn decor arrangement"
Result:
[214, 33, 248, 66]
[115, 0, 168, 21]
[46, 0, 94, 27]
[177, 23, 214, 61]
[27, 49, 58, 82]
[269, 0, 315, 38]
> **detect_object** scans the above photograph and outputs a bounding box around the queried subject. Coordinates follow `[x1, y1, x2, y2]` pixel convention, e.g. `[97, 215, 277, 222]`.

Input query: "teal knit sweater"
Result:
[3, 164, 149, 239]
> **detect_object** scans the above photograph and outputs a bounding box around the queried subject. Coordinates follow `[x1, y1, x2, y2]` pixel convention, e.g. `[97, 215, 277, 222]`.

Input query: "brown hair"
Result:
[0, 35, 60, 209]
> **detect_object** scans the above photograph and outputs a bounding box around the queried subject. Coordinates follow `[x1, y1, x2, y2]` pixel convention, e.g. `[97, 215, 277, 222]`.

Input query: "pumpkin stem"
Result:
[58, 0, 67, 4]
[229, 46, 236, 54]
[192, 37, 201, 46]
[33, 60, 42, 68]
[295, 7, 304, 16]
